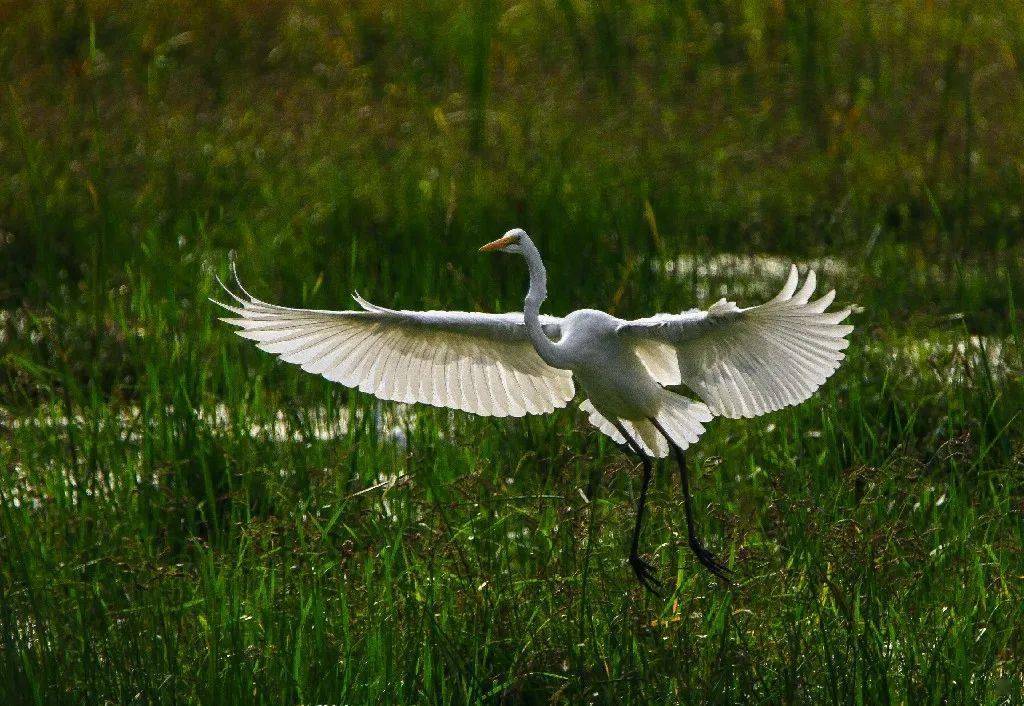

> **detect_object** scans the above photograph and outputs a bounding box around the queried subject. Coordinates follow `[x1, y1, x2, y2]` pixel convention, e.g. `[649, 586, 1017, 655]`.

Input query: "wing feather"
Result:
[618, 265, 852, 419]
[213, 270, 575, 417]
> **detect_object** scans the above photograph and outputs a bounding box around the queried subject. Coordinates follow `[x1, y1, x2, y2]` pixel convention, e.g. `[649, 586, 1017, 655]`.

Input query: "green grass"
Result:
[2, 1, 1023, 703]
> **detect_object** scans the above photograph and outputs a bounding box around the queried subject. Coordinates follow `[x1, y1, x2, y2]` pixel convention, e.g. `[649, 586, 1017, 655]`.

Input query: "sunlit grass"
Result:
[2, 249, 1021, 703]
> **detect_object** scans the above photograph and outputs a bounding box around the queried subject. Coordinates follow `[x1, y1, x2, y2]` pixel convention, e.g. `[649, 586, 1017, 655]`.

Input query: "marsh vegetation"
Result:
[1, 1, 1022, 702]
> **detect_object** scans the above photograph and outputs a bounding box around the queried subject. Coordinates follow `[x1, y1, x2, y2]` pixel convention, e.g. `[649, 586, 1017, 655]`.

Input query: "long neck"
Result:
[521, 239, 569, 369]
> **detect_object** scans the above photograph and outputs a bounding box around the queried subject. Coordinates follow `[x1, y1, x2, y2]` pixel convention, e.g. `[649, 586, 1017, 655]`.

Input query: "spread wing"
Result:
[617, 265, 853, 419]
[212, 267, 574, 417]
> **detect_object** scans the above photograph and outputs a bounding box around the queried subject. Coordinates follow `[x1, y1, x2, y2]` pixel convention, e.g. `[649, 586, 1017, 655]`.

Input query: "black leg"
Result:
[649, 418, 732, 582]
[610, 421, 662, 596]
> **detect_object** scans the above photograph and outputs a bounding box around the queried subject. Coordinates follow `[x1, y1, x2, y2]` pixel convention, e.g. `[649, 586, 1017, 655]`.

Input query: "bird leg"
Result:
[649, 418, 732, 583]
[611, 421, 662, 596]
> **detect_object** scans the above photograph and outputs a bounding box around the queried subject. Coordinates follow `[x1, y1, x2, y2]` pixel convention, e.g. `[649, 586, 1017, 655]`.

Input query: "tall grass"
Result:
[1, 1, 1022, 703]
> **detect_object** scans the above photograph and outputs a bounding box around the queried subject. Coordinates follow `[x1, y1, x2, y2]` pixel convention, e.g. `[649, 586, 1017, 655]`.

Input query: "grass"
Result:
[1, 1, 1023, 703]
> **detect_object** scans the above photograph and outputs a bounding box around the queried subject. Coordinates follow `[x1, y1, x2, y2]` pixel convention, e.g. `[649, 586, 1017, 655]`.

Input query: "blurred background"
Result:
[1, 1, 1021, 703]
[3, 1, 1022, 330]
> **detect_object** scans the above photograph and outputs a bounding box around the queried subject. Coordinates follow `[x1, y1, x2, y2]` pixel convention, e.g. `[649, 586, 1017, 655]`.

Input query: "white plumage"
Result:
[618, 266, 851, 420]
[213, 228, 853, 589]
[215, 286, 574, 418]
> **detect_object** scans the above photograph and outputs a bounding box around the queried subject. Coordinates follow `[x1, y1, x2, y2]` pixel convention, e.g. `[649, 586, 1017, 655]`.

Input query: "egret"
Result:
[214, 229, 853, 593]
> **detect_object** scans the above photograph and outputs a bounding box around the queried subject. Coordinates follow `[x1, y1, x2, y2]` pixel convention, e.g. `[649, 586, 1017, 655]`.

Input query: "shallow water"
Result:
[652, 252, 851, 303]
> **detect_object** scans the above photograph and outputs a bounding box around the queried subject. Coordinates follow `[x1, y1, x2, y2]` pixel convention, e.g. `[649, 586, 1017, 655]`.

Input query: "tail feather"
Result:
[580, 390, 712, 459]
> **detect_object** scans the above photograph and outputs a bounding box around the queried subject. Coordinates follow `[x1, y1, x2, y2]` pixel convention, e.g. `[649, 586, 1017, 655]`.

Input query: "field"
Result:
[1, 1, 1023, 703]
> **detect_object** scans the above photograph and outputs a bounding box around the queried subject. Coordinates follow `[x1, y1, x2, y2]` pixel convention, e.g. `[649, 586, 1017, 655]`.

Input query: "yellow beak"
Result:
[478, 234, 518, 252]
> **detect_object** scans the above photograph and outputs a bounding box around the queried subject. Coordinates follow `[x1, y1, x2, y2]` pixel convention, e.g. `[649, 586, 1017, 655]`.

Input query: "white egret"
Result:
[214, 229, 853, 592]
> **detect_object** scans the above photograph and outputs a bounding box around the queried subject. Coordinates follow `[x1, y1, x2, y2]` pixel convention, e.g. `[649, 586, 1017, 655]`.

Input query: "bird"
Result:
[213, 228, 853, 593]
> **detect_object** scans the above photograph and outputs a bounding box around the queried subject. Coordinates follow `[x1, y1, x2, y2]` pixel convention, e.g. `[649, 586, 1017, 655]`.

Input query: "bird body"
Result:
[214, 228, 853, 590]
[552, 308, 658, 420]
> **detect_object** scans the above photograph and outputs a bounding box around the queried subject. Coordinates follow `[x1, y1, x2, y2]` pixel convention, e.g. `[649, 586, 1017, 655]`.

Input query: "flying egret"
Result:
[213, 229, 853, 593]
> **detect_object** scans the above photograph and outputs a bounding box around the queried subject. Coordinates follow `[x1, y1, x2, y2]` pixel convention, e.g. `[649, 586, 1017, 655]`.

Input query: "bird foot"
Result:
[629, 554, 663, 596]
[689, 538, 732, 583]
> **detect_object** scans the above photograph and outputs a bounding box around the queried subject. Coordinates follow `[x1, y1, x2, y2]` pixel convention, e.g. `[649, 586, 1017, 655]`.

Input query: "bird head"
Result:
[479, 228, 527, 254]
